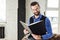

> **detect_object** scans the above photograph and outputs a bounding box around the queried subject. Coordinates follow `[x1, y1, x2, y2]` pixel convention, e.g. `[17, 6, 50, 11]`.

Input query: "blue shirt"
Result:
[28, 14, 53, 40]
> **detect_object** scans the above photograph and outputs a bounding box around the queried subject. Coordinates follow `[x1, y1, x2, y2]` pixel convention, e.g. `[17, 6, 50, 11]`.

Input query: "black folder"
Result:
[28, 20, 47, 35]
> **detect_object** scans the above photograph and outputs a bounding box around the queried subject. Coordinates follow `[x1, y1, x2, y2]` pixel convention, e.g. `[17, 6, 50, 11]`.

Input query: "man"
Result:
[23, 1, 53, 40]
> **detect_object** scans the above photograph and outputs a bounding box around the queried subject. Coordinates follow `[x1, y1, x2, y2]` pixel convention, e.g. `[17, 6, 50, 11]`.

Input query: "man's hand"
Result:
[23, 29, 29, 35]
[31, 34, 42, 40]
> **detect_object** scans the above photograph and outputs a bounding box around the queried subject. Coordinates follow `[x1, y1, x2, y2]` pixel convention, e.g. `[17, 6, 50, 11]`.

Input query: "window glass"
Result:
[47, 0, 59, 8]
[0, 0, 6, 22]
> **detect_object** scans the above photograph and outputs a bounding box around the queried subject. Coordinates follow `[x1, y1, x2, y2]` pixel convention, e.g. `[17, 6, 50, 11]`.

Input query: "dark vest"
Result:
[30, 15, 46, 24]
[28, 15, 47, 38]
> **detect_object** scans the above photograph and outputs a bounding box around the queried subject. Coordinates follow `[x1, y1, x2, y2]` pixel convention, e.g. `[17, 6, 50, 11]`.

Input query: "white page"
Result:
[20, 21, 32, 34]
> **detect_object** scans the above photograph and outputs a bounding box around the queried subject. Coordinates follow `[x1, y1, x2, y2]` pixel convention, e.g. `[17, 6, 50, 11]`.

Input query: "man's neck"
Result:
[34, 15, 39, 19]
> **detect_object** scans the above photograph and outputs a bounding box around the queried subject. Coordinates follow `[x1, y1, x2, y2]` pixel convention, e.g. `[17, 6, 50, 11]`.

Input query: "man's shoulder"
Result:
[43, 16, 50, 21]
[29, 15, 34, 19]
[41, 15, 50, 21]
[40, 15, 46, 19]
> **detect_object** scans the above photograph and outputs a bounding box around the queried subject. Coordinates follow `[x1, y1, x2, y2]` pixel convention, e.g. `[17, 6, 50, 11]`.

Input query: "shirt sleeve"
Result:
[42, 17, 53, 39]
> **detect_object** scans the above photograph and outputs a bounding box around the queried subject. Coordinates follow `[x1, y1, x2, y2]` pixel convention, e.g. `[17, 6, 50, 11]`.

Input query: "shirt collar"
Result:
[32, 14, 42, 19]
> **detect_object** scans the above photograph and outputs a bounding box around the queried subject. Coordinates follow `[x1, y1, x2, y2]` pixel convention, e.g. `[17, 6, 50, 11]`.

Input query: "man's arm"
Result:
[42, 17, 53, 39]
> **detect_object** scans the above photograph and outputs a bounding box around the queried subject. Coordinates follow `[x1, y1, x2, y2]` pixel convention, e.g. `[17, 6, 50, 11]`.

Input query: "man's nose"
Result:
[34, 10, 37, 12]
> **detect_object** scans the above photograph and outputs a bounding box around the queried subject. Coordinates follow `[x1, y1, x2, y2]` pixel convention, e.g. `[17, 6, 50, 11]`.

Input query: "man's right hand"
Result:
[23, 29, 29, 35]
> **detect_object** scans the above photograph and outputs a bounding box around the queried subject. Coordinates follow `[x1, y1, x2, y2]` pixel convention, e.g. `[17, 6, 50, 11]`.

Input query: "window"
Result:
[46, 10, 58, 23]
[47, 0, 59, 8]
[46, 0, 59, 33]
[0, 0, 6, 22]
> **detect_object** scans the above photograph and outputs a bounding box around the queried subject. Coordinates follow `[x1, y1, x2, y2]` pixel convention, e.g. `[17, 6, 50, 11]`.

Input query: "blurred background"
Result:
[0, 0, 60, 40]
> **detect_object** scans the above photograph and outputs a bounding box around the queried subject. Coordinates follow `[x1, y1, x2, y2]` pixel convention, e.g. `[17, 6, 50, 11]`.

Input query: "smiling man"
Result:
[23, 1, 53, 40]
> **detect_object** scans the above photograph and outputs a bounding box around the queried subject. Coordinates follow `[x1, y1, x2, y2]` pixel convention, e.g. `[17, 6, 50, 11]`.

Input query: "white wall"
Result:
[6, 0, 18, 40]
[0, 0, 18, 40]
[26, 0, 46, 23]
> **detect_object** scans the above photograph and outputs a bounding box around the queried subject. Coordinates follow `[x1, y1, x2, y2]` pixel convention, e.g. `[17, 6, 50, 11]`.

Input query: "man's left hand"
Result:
[31, 34, 42, 40]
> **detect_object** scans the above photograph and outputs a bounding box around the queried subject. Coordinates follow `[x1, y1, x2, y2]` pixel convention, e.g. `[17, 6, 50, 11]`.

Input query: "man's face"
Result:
[31, 4, 40, 16]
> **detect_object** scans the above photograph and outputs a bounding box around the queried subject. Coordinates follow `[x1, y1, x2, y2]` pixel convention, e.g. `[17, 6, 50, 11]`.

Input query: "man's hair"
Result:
[30, 1, 39, 6]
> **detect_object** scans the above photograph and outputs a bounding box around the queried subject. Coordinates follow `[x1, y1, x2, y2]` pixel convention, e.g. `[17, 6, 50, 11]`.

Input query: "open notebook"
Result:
[20, 20, 47, 35]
